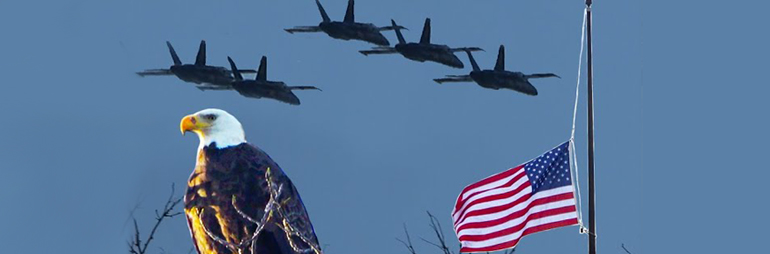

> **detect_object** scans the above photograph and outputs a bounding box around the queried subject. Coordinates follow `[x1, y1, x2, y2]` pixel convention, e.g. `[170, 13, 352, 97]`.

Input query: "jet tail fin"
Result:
[256, 56, 267, 81]
[166, 41, 182, 66]
[494, 45, 505, 71]
[195, 40, 206, 66]
[465, 50, 480, 71]
[391, 19, 406, 44]
[316, 0, 331, 22]
[227, 57, 243, 81]
[343, 0, 355, 23]
[419, 18, 431, 44]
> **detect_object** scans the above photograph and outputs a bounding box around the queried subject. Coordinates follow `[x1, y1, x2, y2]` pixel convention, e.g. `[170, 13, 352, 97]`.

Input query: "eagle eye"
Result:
[204, 114, 217, 121]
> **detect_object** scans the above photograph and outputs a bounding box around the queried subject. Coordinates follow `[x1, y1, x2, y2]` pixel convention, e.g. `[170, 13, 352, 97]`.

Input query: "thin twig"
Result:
[128, 184, 183, 254]
[236, 187, 277, 248]
[398, 211, 530, 254]
[266, 169, 321, 254]
[198, 207, 241, 252]
[621, 243, 632, 254]
[123, 198, 144, 232]
[198, 167, 322, 254]
[418, 211, 453, 254]
[276, 218, 319, 254]
[396, 224, 417, 254]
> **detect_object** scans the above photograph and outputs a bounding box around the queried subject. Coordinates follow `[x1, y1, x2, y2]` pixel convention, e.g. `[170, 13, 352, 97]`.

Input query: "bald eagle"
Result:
[180, 108, 321, 254]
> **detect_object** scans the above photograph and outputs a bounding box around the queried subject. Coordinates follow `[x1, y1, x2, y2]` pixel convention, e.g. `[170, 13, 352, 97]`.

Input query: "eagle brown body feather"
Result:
[184, 143, 320, 254]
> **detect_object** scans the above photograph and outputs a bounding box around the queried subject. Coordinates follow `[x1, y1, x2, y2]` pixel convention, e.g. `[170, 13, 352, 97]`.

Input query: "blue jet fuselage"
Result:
[394, 43, 464, 68]
[469, 70, 539, 96]
[170, 64, 234, 87]
[318, 21, 390, 46]
[230, 81, 302, 105]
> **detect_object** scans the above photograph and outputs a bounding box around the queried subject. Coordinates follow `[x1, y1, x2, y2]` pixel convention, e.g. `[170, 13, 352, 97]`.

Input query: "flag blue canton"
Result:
[524, 141, 571, 192]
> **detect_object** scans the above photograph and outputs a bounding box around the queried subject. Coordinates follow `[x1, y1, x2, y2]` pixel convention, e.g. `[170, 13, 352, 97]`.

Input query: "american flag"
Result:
[451, 141, 579, 252]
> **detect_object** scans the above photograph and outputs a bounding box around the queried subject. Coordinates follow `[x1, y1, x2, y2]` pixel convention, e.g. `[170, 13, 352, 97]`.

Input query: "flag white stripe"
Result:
[458, 167, 526, 202]
[453, 183, 532, 229]
[452, 142, 578, 252]
[454, 185, 573, 229]
[452, 171, 530, 222]
[456, 197, 576, 236]
[459, 212, 578, 249]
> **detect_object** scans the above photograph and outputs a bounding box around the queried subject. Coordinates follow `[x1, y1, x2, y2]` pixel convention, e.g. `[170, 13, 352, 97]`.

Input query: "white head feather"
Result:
[190, 108, 246, 150]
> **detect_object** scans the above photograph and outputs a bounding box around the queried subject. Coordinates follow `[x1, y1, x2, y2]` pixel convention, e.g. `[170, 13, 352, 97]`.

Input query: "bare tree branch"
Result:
[621, 243, 632, 254]
[128, 184, 184, 254]
[196, 167, 323, 254]
[123, 198, 144, 232]
[197, 208, 241, 252]
[418, 211, 453, 254]
[396, 224, 417, 254]
[265, 168, 322, 254]
[399, 211, 517, 254]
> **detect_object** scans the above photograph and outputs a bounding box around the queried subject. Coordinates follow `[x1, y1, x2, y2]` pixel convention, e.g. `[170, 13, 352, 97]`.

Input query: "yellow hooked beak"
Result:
[180, 114, 210, 135]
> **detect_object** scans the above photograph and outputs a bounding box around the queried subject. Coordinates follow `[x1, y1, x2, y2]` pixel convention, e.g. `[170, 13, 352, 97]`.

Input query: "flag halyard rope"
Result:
[570, 7, 589, 235]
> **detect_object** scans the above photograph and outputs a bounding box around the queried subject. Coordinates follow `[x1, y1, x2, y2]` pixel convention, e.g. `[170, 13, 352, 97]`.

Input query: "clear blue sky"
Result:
[0, 0, 766, 253]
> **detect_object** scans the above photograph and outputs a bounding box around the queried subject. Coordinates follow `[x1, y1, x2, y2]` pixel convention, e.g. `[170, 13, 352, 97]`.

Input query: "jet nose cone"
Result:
[448, 57, 465, 69]
[373, 35, 390, 46]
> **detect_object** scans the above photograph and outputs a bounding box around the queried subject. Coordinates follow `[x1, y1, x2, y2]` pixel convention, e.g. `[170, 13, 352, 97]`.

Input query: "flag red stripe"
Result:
[456, 192, 574, 232]
[458, 218, 579, 253]
[458, 205, 577, 241]
[455, 191, 532, 229]
[453, 178, 530, 226]
[453, 168, 527, 215]
[520, 217, 579, 238]
[452, 141, 577, 252]
[454, 165, 524, 210]
[462, 237, 522, 253]
[455, 191, 533, 229]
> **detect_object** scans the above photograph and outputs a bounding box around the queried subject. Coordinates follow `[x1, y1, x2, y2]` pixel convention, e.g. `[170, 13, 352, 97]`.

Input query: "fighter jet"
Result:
[227, 56, 321, 105]
[359, 18, 483, 68]
[285, 0, 404, 46]
[433, 45, 560, 96]
[136, 40, 255, 91]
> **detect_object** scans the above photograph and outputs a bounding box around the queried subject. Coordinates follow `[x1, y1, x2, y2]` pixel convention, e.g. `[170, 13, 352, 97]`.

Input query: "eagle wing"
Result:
[184, 143, 320, 254]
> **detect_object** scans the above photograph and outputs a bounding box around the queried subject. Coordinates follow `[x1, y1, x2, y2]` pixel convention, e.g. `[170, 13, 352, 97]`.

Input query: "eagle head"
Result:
[180, 108, 246, 149]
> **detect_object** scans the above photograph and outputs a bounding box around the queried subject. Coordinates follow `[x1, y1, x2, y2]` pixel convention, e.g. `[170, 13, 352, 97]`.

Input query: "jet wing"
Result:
[136, 69, 173, 76]
[285, 26, 322, 34]
[525, 73, 560, 79]
[196, 85, 234, 91]
[288, 86, 322, 91]
[359, 47, 398, 56]
[270, 91, 302, 105]
[228, 69, 258, 74]
[433, 75, 473, 84]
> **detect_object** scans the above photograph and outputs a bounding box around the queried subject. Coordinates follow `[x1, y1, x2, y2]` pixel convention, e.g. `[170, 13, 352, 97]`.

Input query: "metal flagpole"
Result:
[585, 1, 597, 254]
